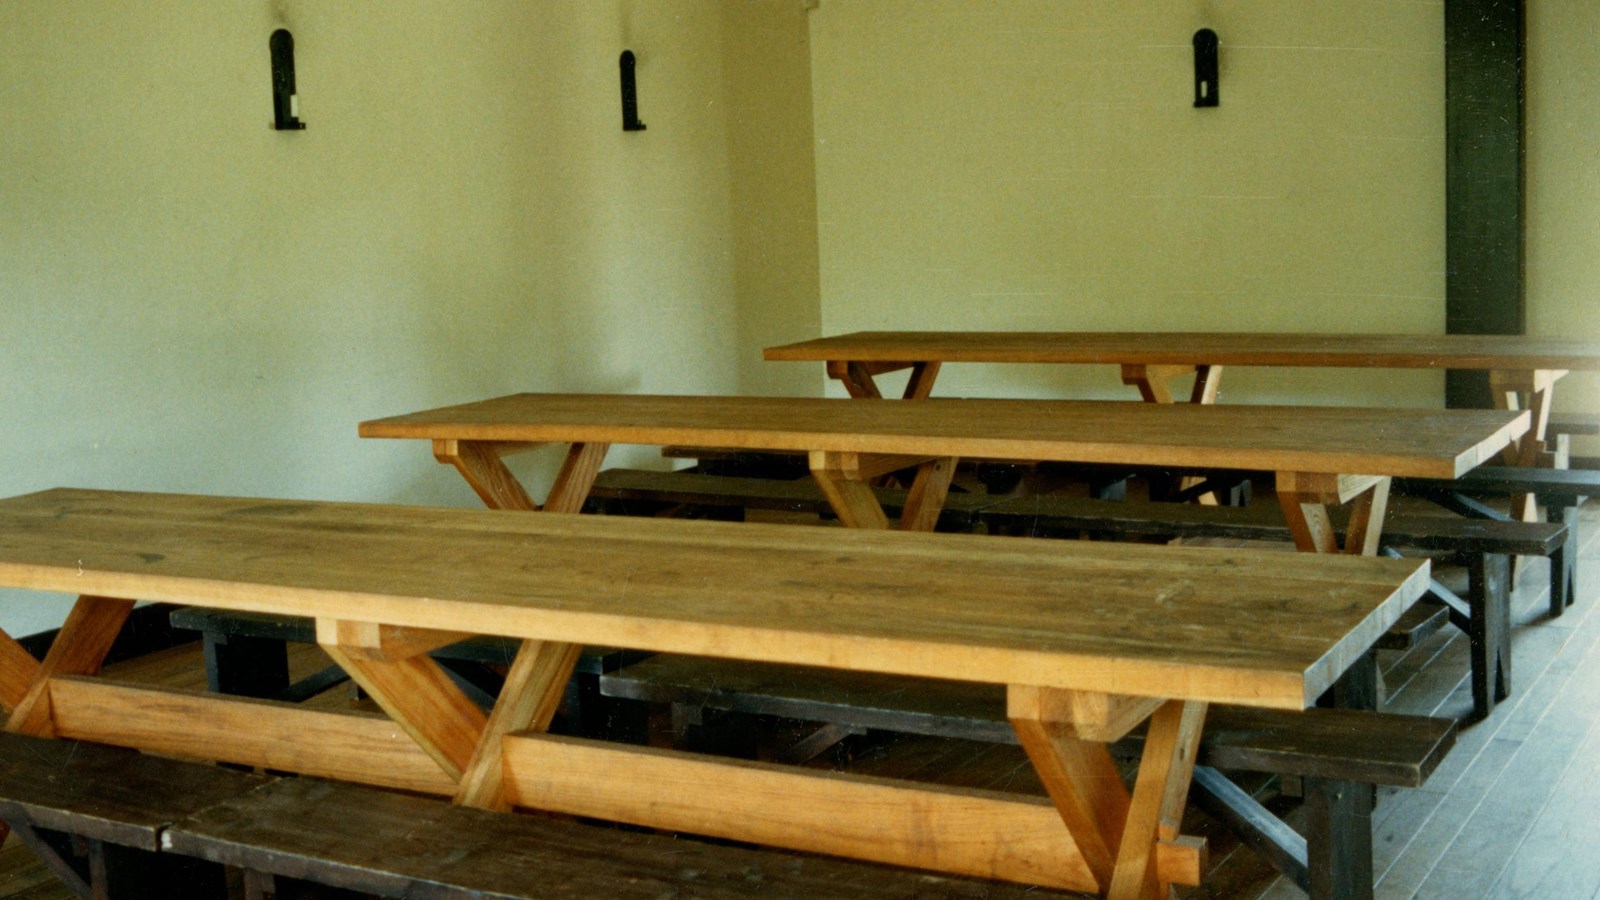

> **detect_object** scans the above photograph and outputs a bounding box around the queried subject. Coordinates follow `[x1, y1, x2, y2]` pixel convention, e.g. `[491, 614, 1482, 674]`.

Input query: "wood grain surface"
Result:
[0, 489, 1426, 709]
[360, 392, 1527, 480]
[764, 331, 1600, 370]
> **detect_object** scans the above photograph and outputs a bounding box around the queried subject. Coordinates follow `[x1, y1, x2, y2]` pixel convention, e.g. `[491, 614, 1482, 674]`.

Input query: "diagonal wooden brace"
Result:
[4, 595, 134, 738]
[1276, 473, 1391, 555]
[0, 629, 40, 713]
[454, 639, 581, 811]
[318, 618, 488, 782]
[434, 439, 609, 513]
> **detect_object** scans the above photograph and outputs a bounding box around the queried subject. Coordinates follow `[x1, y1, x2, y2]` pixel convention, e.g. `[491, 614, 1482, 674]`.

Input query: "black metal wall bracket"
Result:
[1193, 29, 1219, 107]
[620, 50, 646, 131]
[269, 29, 305, 130]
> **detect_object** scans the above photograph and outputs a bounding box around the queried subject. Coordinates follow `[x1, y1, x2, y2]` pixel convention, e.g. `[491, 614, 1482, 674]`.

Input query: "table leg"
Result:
[0, 630, 40, 713]
[317, 618, 581, 813]
[317, 621, 487, 781]
[809, 451, 954, 531]
[1121, 364, 1224, 406]
[1491, 369, 1563, 521]
[433, 439, 609, 513]
[1277, 474, 1391, 556]
[4, 595, 134, 738]
[899, 456, 958, 532]
[902, 361, 942, 399]
[1108, 700, 1208, 900]
[1008, 686, 1207, 899]
[1122, 365, 1226, 503]
[826, 360, 937, 399]
[455, 639, 581, 811]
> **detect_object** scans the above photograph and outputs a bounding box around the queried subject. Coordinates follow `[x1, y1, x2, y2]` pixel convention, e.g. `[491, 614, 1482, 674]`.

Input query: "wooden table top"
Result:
[764, 331, 1600, 371]
[0, 489, 1427, 708]
[359, 392, 1527, 480]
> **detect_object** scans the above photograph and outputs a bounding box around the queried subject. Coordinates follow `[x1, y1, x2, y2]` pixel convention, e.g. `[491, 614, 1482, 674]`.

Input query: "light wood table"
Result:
[360, 392, 1527, 555]
[0, 488, 1429, 898]
[765, 331, 1600, 515]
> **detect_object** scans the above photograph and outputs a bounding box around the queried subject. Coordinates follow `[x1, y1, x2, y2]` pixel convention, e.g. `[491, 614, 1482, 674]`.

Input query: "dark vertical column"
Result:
[1445, 0, 1525, 408]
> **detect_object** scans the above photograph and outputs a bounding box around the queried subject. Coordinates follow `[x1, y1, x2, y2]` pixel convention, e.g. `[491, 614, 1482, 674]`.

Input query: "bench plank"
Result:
[164, 775, 1069, 899]
[0, 732, 271, 851]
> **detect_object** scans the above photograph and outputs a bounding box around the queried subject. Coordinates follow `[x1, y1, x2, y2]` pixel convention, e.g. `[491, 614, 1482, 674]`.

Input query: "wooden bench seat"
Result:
[600, 655, 1456, 900]
[0, 733, 1061, 900]
[1397, 464, 1598, 617]
[587, 465, 1005, 529]
[0, 731, 267, 898]
[587, 467, 1564, 720]
[165, 773, 1067, 900]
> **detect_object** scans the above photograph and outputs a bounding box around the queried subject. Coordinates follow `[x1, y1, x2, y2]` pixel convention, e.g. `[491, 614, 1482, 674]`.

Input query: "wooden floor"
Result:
[1, 505, 1597, 899]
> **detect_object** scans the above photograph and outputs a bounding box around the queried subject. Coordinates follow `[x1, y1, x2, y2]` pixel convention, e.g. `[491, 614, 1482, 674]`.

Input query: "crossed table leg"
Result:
[414, 439, 1212, 897]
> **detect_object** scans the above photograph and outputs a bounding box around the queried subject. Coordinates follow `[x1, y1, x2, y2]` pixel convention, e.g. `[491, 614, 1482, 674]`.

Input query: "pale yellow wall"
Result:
[0, 1, 813, 635]
[799, 1, 1447, 406]
[724, 1, 825, 397]
[1527, 0, 1600, 456]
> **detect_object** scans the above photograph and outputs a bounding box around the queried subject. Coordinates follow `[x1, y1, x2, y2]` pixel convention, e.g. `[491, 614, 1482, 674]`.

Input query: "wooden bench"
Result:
[167, 607, 650, 741]
[585, 465, 1006, 529]
[0, 731, 266, 898]
[1398, 464, 1599, 617]
[600, 655, 1456, 900]
[586, 467, 1565, 721]
[0, 732, 1061, 900]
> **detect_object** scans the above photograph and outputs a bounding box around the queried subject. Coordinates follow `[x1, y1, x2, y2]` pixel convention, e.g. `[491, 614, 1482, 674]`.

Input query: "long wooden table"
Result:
[0, 488, 1430, 899]
[763, 331, 1600, 492]
[359, 392, 1527, 555]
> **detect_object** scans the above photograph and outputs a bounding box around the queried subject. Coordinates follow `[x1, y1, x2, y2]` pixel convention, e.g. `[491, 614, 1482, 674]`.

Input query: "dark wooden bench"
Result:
[587, 467, 1566, 721]
[600, 655, 1456, 900]
[168, 607, 650, 741]
[168, 773, 1068, 900]
[0, 732, 1060, 899]
[0, 731, 267, 898]
[586, 465, 1005, 530]
[1398, 464, 1598, 617]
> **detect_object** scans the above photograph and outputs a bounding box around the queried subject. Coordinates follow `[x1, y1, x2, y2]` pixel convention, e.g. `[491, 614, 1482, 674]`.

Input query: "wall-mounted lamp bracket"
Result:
[620, 50, 646, 131]
[269, 29, 306, 130]
[1193, 29, 1219, 108]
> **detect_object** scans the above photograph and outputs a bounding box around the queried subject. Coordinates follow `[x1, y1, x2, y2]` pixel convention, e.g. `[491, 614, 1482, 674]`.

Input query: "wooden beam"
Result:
[323, 621, 474, 663]
[0, 629, 39, 713]
[46, 677, 456, 795]
[1010, 685, 1166, 743]
[896, 456, 958, 532]
[433, 439, 540, 511]
[543, 441, 610, 514]
[454, 640, 580, 812]
[1445, 0, 1525, 409]
[1109, 700, 1208, 900]
[318, 619, 488, 781]
[901, 361, 942, 399]
[5, 596, 134, 737]
[1120, 365, 1198, 404]
[1009, 695, 1130, 891]
[500, 731, 1113, 892]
